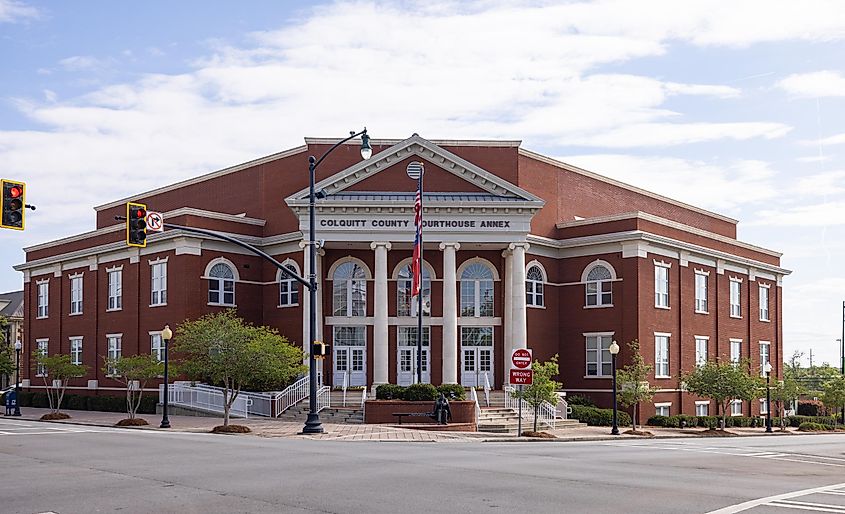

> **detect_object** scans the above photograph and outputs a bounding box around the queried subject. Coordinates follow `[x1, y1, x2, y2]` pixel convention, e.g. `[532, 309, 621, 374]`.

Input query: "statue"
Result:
[433, 393, 452, 425]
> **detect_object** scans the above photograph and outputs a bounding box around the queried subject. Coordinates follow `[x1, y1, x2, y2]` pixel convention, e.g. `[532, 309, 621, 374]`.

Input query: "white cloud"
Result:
[59, 55, 111, 72]
[777, 70, 845, 97]
[564, 122, 791, 148]
[796, 155, 832, 163]
[751, 202, 845, 226]
[818, 133, 845, 146]
[0, 0, 38, 23]
[794, 170, 845, 196]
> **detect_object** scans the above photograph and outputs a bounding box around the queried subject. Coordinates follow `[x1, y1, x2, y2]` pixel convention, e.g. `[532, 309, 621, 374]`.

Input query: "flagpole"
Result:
[416, 170, 424, 385]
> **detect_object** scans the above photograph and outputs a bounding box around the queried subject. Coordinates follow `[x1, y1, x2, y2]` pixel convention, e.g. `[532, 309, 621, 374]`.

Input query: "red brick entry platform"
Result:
[364, 400, 476, 430]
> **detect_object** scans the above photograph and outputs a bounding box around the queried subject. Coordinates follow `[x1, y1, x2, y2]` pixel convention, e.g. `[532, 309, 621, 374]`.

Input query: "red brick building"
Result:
[15, 135, 789, 419]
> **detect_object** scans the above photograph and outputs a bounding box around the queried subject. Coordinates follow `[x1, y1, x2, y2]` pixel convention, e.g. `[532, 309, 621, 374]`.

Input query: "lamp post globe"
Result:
[13, 340, 22, 416]
[609, 340, 620, 435]
[160, 325, 172, 429]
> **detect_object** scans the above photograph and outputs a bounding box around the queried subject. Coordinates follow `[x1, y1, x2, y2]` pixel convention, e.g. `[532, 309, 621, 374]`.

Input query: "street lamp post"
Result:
[160, 325, 172, 429]
[13, 341, 21, 416]
[764, 361, 772, 433]
[302, 128, 371, 435]
[609, 340, 620, 435]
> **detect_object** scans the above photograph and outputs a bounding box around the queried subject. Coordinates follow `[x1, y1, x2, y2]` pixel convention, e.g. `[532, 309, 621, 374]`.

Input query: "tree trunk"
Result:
[57, 382, 68, 414]
[132, 382, 145, 419]
[126, 386, 133, 419]
[42, 376, 55, 412]
[222, 379, 230, 427]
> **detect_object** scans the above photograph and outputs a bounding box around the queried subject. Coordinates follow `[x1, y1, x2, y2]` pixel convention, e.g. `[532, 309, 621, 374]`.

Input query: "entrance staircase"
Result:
[475, 389, 586, 434]
[276, 389, 365, 423]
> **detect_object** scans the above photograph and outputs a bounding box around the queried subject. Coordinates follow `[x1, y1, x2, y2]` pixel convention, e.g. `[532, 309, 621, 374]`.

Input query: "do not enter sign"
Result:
[511, 348, 532, 369]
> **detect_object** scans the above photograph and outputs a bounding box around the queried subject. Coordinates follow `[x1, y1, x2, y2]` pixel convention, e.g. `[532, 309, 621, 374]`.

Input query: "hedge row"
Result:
[798, 422, 836, 431]
[3, 391, 157, 414]
[375, 383, 467, 401]
[570, 405, 631, 427]
[647, 414, 840, 429]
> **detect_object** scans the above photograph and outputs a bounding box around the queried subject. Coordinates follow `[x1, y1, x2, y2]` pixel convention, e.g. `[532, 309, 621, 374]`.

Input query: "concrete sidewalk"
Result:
[8, 407, 799, 442]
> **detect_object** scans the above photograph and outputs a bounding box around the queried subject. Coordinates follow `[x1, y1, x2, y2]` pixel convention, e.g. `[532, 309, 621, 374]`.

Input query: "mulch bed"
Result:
[40, 412, 71, 421]
[521, 431, 557, 438]
[624, 429, 654, 437]
[212, 424, 252, 434]
[115, 418, 149, 427]
[697, 429, 739, 437]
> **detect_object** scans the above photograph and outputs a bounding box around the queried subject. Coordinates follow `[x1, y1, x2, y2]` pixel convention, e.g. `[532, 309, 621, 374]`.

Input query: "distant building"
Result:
[0, 289, 24, 388]
[14, 135, 789, 418]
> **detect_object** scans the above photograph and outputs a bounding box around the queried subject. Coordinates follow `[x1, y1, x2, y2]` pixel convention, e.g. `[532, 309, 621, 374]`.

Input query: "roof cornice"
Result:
[305, 137, 522, 148]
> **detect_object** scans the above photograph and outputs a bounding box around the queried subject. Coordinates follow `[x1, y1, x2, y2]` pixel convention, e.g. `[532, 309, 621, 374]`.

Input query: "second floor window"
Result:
[151, 262, 167, 306]
[585, 265, 612, 306]
[654, 265, 669, 308]
[526, 265, 544, 307]
[460, 262, 494, 317]
[333, 261, 367, 317]
[397, 263, 431, 316]
[70, 337, 83, 365]
[108, 269, 122, 311]
[69, 275, 83, 315]
[759, 285, 770, 321]
[730, 279, 741, 317]
[694, 272, 708, 313]
[37, 282, 49, 318]
[279, 263, 300, 307]
[208, 263, 236, 306]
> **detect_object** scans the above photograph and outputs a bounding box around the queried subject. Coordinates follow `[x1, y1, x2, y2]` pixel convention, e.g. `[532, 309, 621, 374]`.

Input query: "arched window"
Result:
[585, 264, 613, 307]
[526, 265, 545, 307]
[333, 261, 367, 317]
[396, 262, 432, 316]
[208, 263, 235, 306]
[278, 261, 300, 307]
[460, 262, 494, 317]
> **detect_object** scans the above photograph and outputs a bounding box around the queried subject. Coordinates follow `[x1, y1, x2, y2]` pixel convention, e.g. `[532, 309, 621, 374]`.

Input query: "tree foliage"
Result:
[173, 310, 305, 426]
[682, 359, 761, 430]
[0, 316, 12, 378]
[32, 353, 88, 413]
[821, 375, 845, 427]
[616, 339, 659, 431]
[510, 355, 562, 432]
[103, 354, 164, 420]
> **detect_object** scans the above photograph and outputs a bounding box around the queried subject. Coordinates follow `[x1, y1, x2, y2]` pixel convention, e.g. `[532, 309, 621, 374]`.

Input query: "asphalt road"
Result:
[1, 419, 844, 514]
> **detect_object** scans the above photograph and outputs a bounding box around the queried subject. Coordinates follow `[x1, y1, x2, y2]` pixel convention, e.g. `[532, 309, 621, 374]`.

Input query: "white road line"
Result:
[820, 491, 845, 496]
[771, 499, 845, 512]
[706, 482, 845, 513]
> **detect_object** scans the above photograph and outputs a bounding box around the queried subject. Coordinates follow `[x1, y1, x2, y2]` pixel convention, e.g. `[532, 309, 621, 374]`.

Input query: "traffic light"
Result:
[1, 179, 25, 230]
[126, 202, 147, 247]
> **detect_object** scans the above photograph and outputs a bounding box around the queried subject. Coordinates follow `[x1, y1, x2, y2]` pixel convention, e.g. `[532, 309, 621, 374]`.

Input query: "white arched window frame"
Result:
[525, 261, 546, 308]
[277, 259, 300, 308]
[458, 258, 498, 317]
[582, 260, 616, 307]
[330, 258, 371, 317]
[205, 258, 239, 306]
[393, 258, 435, 317]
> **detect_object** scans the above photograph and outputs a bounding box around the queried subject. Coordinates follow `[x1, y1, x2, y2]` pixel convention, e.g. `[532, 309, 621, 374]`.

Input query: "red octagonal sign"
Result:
[511, 348, 533, 369]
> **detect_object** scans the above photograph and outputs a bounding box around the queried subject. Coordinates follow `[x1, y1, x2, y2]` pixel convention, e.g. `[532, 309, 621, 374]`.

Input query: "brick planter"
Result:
[364, 400, 476, 428]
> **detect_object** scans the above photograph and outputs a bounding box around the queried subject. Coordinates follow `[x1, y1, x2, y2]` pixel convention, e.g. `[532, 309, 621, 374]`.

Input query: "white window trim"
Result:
[758, 283, 771, 322]
[694, 270, 709, 314]
[583, 260, 615, 309]
[730, 399, 743, 416]
[331, 258, 371, 317]
[69, 274, 84, 316]
[654, 332, 671, 378]
[35, 338, 49, 377]
[106, 334, 122, 377]
[526, 260, 547, 309]
[729, 277, 742, 319]
[277, 259, 301, 308]
[457, 258, 498, 318]
[759, 341, 771, 377]
[205, 257, 238, 307]
[654, 262, 670, 309]
[69, 336, 83, 365]
[148, 256, 169, 265]
[393, 258, 434, 317]
[149, 331, 165, 365]
[150, 260, 168, 307]
[759, 399, 769, 414]
[654, 402, 671, 416]
[695, 400, 710, 405]
[36, 280, 49, 319]
[729, 338, 743, 364]
[584, 331, 615, 378]
[694, 335, 709, 367]
[106, 268, 123, 312]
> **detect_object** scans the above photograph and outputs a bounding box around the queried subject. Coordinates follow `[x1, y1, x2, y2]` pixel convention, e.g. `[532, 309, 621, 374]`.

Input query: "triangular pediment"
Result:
[286, 135, 544, 210]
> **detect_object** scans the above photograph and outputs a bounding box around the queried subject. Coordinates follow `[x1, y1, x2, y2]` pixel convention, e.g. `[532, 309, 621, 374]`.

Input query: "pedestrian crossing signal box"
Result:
[312, 341, 328, 360]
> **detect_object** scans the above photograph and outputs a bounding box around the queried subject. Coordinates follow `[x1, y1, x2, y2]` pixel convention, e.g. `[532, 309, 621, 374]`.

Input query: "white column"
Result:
[299, 241, 311, 366]
[502, 248, 513, 382]
[371, 241, 391, 386]
[440, 242, 460, 384]
[510, 242, 529, 350]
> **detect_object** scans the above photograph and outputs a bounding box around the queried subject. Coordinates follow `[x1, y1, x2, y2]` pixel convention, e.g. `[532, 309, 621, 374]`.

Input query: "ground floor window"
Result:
[654, 403, 670, 417]
[759, 399, 768, 415]
[731, 400, 743, 416]
[695, 402, 709, 417]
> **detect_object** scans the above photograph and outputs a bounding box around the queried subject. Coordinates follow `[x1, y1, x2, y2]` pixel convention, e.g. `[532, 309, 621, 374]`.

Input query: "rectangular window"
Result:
[655, 334, 670, 377]
[37, 282, 49, 318]
[695, 402, 709, 416]
[70, 275, 83, 314]
[655, 404, 670, 417]
[151, 333, 164, 363]
[107, 335, 122, 375]
[398, 326, 431, 347]
[759, 285, 770, 321]
[731, 400, 743, 416]
[759, 399, 768, 415]
[694, 272, 708, 313]
[151, 262, 167, 306]
[108, 269, 122, 311]
[36, 339, 48, 376]
[695, 337, 708, 367]
[730, 279, 741, 317]
[70, 337, 83, 365]
[759, 342, 771, 376]
[654, 265, 669, 308]
[730, 339, 742, 365]
[585, 333, 613, 377]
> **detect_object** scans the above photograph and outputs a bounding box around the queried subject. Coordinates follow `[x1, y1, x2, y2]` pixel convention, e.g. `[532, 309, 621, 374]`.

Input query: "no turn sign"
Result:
[145, 211, 164, 232]
[511, 348, 532, 369]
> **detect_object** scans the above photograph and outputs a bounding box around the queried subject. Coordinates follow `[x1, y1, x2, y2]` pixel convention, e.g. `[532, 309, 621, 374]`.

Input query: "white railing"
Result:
[483, 372, 491, 407]
[470, 387, 481, 424]
[317, 385, 331, 412]
[555, 393, 571, 420]
[162, 382, 252, 418]
[342, 371, 349, 407]
[503, 385, 556, 429]
[274, 375, 310, 416]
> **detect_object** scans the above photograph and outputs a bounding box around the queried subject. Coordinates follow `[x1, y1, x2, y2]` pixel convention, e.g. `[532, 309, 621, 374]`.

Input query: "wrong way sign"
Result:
[510, 369, 533, 385]
[145, 211, 164, 232]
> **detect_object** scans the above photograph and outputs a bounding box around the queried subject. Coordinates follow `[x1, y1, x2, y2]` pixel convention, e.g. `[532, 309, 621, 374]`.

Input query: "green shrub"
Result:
[647, 415, 668, 427]
[798, 400, 824, 417]
[571, 405, 631, 427]
[403, 383, 438, 401]
[64, 394, 89, 411]
[30, 392, 50, 408]
[375, 384, 406, 400]
[786, 415, 837, 427]
[798, 421, 831, 432]
[567, 394, 596, 407]
[437, 384, 466, 401]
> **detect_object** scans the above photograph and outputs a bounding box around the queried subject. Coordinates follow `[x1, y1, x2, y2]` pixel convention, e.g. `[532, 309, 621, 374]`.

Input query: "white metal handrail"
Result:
[162, 382, 251, 418]
[317, 385, 331, 412]
[342, 371, 349, 407]
[274, 375, 310, 416]
[503, 385, 556, 429]
[470, 387, 481, 424]
[483, 372, 491, 407]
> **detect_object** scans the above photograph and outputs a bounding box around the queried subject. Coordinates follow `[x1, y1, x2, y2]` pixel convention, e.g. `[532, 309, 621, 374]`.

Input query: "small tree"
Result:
[510, 355, 562, 432]
[682, 359, 760, 430]
[821, 375, 845, 427]
[617, 340, 659, 431]
[103, 355, 164, 421]
[770, 374, 803, 430]
[174, 310, 305, 427]
[0, 316, 12, 382]
[33, 353, 88, 415]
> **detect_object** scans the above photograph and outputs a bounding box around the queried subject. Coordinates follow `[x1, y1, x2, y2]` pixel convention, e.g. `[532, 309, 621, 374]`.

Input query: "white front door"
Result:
[461, 347, 493, 387]
[397, 346, 430, 386]
[334, 346, 366, 387]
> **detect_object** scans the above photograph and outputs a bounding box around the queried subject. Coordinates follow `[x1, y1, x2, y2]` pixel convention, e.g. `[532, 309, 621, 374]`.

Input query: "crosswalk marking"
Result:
[602, 441, 845, 468]
[706, 483, 845, 513]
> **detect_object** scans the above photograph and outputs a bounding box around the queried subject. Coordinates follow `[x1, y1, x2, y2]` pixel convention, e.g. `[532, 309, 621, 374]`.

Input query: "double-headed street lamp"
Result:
[160, 325, 172, 429]
[12, 340, 21, 416]
[763, 361, 772, 433]
[609, 340, 620, 435]
[302, 128, 372, 435]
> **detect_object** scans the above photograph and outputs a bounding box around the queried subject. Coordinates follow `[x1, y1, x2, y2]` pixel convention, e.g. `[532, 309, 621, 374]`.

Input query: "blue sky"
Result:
[1, 0, 844, 366]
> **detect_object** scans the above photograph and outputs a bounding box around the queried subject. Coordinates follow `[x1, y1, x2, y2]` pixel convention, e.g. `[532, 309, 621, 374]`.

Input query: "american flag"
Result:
[411, 185, 422, 297]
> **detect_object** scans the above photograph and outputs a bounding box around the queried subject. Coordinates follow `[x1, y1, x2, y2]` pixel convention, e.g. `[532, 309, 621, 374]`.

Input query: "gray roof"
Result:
[328, 192, 524, 202]
[0, 290, 23, 318]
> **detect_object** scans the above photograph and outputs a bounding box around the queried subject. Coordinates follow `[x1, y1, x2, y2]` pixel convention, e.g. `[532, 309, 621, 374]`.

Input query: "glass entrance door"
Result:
[397, 326, 430, 386]
[333, 326, 366, 387]
[460, 327, 493, 388]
